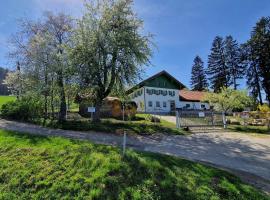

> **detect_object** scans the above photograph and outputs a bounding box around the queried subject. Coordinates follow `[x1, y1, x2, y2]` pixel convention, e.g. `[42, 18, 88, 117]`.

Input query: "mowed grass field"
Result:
[0, 95, 15, 108]
[0, 130, 268, 200]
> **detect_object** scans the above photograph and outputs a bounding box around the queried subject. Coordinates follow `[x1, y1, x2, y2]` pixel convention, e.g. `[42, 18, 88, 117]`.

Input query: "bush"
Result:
[0, 97, 43, 121]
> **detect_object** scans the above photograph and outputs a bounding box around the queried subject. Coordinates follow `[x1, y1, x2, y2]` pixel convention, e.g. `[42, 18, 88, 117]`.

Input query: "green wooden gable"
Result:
[144, 74, 180, 89]
[126, 70, 186, 94]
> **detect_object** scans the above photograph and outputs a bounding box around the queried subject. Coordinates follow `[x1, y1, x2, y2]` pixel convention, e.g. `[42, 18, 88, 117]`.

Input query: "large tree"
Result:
[247, 17, 270, 104]
[9, 12, 74, 121]
[242, 43, 263, 105]
[207, 36, 230, 92]
[224, 36, 245, 90]
[70, 0, 152, 122]
[190, 56, 208, 91]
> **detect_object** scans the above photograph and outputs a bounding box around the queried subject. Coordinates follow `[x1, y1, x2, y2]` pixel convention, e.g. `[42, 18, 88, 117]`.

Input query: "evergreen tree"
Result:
[249, 17, 270, 104]
[242, 44, 263, 105]
[190, 56, 208, 91]
[224, 36, 245, 90]
[207, 36, 229, 92]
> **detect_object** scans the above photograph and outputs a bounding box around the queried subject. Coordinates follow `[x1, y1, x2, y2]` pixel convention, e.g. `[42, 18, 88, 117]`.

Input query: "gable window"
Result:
[156, 101, 160, 108]
[148, 101, 152, 107]
[163, 102, 167, 108]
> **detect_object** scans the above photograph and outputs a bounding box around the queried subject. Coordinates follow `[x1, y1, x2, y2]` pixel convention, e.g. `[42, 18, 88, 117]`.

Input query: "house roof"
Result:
[179, 90, 207, 102]
[126, 70, 186, 94]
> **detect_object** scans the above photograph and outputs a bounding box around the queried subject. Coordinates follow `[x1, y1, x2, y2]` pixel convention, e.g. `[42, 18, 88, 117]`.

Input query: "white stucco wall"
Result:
[144, 87, 180, 113]
[129, 87, 210, 113]
[131, 87, 180, 113]
[129, 88, 145, 112]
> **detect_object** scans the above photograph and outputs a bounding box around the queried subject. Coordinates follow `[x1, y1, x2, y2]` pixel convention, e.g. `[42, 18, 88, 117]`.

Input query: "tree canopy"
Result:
[204, 87, 252, 113]
[70, 0, 153, 121]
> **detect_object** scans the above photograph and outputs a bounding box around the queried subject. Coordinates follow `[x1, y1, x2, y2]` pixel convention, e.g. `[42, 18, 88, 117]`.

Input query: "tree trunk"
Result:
[51, 76, 55, 120]
[233, 76, 237, 90]
[57, 71, 66, 122]
[44, 66, 48, 120]
[93, 99, 102, 122]
[253, 65, 263, 105]
[44, 95, 48, 118]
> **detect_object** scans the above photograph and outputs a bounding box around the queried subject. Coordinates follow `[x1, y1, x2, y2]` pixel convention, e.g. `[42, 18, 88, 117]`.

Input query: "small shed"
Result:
[77, 95, 137, 119]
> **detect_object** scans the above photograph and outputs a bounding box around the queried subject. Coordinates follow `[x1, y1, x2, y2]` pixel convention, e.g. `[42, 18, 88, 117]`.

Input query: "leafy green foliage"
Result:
[1, 96, 42, 121]
[204, 87, 252, 113]
[0, 130, 268, 200]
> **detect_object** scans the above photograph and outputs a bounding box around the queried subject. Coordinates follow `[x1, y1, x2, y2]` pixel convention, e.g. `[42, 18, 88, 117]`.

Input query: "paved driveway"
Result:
[0, 119, 269, 192]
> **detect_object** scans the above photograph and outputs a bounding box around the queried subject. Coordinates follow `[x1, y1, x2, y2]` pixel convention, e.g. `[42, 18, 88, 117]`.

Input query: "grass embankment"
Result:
[0, 129, 268, 200]
[0, 95, 15, 108]
[228, 125, 270, 134]
[44, 113, 186, 135]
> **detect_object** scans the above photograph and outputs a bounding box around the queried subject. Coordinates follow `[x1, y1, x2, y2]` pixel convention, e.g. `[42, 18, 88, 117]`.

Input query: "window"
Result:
[163, 101, 167, 108]
[186, 104, 190, 108]
[148, 101, 152, 107]
[163, 90, 168, 96]
[201, 104, 206, 109]
[156, 101, 160, 107]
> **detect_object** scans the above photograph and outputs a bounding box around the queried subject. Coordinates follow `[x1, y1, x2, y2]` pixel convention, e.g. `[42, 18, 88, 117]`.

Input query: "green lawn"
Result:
[228, 125, 270, 134]
[43, 113, 187, 135]
[0, 95, 15, 108]
[0, 130, 268, 200]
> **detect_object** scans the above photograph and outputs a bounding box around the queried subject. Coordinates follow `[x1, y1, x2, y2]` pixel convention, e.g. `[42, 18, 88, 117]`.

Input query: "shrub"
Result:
[0, 96, 43, 121]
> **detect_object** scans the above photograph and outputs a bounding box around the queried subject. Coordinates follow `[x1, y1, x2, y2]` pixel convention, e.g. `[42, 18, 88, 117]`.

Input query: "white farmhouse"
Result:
[127, 70, 210, 113]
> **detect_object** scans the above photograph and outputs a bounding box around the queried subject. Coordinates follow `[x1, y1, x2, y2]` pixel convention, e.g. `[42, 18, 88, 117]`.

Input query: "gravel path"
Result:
[0, 119, 269, 193]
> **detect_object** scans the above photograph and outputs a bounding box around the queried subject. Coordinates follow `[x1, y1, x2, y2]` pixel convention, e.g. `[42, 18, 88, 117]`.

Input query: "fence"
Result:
[176, 110, 226, 128]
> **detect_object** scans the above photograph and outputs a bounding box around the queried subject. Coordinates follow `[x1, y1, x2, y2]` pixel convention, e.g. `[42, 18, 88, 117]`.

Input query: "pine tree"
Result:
[248, 17, 270, 104]
[207, 36, 230, 92]
[224, 36, 245, 90]
[242, 43, 263, 104]
[190, 56, 208, 91]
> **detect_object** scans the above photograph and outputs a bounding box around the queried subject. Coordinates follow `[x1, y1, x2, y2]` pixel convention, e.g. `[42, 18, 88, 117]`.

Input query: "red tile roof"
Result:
[179, 90, 206, 102]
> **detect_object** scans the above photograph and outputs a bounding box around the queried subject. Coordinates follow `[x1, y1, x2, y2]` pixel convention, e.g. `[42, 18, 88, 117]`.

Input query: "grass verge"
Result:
[0, 95, 15, 108]
[228, 125, 270, 134]
[0, 129, 268, 200]
[40, 113, 187, 136]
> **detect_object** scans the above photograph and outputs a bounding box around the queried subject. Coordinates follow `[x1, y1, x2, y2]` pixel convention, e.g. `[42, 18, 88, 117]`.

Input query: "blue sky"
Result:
[0, 0, 270, 89]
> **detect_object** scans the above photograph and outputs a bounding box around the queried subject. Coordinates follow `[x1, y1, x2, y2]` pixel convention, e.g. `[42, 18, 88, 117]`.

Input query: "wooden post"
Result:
[122, 131, 127, 156]
[222, 112, 227, 129]
[266, 112, 270, 131]
[122, 104, 125, 121]
[176, 110, 180, 129]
